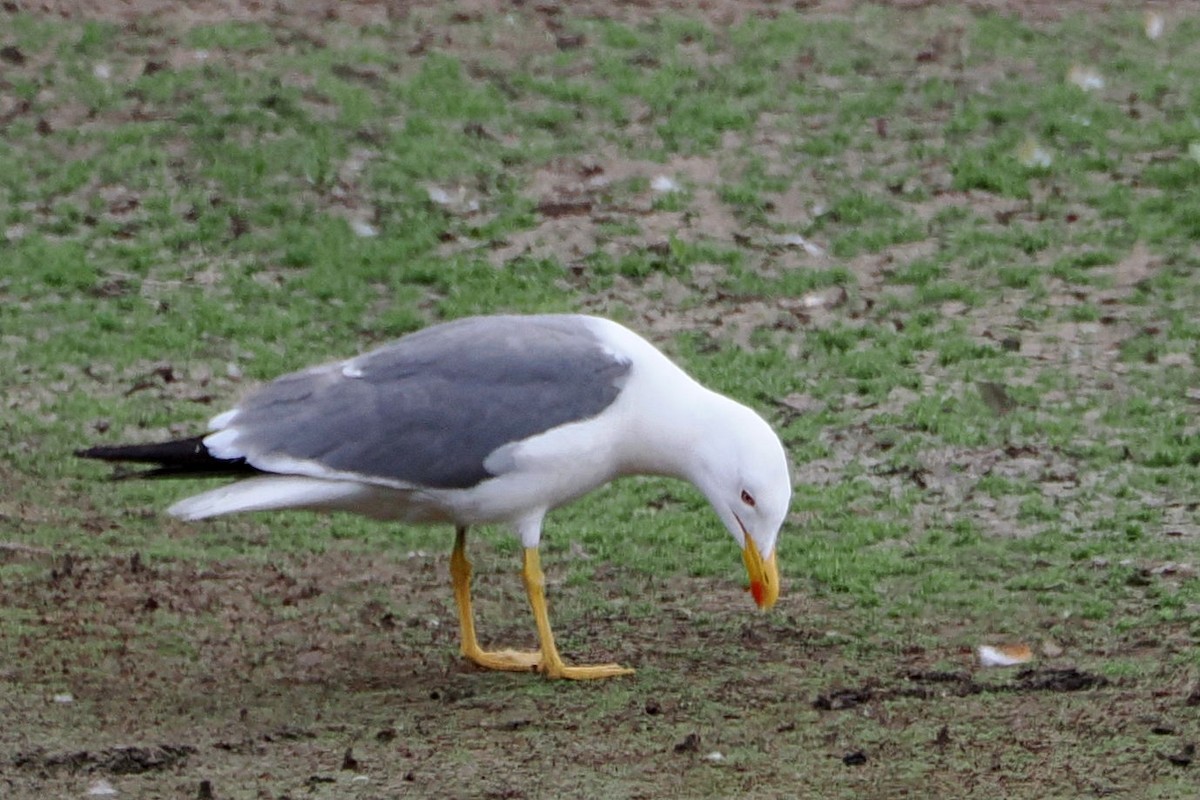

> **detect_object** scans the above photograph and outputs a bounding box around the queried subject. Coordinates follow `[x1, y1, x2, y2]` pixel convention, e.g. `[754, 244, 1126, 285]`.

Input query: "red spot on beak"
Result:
[750, 580, 766, 606]
[740, 518, 780, 609]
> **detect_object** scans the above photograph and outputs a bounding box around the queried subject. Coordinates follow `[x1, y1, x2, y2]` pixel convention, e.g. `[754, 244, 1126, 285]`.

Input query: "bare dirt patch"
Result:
[0, 546, 836, 798]
[3, 542, 1197, 798]
[437, 149, 741, 270]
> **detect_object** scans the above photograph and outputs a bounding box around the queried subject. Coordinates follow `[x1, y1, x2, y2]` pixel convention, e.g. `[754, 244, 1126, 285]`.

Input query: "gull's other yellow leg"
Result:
[521, 547, 634, 680]
[450, 527, 541, 672]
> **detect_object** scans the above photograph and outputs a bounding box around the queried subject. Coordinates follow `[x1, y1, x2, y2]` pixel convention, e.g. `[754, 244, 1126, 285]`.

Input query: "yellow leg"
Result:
[521, 547, 633, 680]
[450, 527, 541, 672]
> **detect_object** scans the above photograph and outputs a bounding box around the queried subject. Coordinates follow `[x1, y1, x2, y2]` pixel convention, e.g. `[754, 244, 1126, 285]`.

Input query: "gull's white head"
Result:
[687, 397, 792, 609]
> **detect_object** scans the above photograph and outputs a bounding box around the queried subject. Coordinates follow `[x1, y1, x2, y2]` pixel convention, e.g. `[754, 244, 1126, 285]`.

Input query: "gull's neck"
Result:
[621, 384, 733, 482]
[584, 318, 733, 482]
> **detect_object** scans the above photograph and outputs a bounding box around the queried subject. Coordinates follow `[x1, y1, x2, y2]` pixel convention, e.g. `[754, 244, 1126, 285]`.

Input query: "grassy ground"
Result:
[2, 1, 1199, 797]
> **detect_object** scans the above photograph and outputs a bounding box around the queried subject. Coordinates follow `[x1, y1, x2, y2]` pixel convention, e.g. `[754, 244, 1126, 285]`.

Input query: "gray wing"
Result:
[209, 315, 631, 489]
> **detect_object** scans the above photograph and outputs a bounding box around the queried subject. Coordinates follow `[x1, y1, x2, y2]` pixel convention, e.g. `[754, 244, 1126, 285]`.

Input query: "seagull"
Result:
[78, 314, 792, 680]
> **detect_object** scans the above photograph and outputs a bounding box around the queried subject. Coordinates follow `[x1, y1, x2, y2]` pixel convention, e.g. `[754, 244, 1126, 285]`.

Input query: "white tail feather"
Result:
[168, 476, 369, 521]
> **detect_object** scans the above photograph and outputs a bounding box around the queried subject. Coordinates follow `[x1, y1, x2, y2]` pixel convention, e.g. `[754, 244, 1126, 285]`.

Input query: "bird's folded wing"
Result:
[205, 315, 631, 490]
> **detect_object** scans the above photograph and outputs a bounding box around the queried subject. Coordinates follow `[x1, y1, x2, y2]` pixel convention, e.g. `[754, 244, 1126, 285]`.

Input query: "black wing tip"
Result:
[75, 444, 128, 460]
[74, 436, 209, 463]
[75, 436, 259, 479]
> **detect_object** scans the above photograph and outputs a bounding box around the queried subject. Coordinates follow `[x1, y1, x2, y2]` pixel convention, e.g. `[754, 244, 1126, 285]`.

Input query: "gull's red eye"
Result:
[740, 490, 756, 507]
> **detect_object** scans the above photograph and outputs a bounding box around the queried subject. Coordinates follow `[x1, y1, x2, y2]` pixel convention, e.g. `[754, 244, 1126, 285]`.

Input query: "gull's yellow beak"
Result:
[742, 535, 779, 609]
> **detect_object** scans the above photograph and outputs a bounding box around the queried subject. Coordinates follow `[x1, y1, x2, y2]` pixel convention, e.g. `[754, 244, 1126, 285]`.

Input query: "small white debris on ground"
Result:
[977, 643, 1034, 667]
[769, 232, 826, 257]
[800, 293, 825, 309]
[92, 63, 112, 80]
[650, 175, 681, 193]
[426, 185, 480, 214]
[1067, 65, 1105, 91]
[53, 693, 74, 704]
[1017, 136, 1053, 168]
[1144, 11, 1164, 40]
[87, 779, 118, 797]
[349, 219, 378, 238]
[799, 288, 843, 309]
[703, 751, 725, 763]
